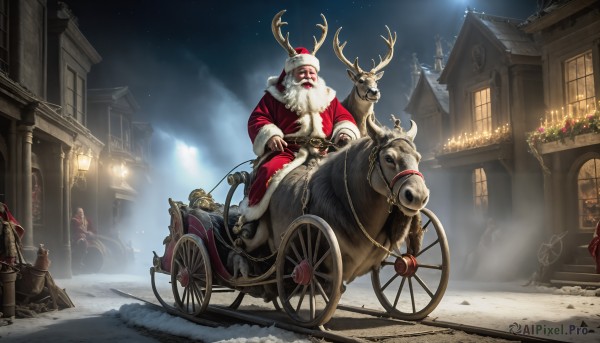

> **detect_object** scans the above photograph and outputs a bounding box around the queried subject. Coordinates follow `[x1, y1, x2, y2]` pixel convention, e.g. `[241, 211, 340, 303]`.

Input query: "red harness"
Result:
[390, 169, 424, 189]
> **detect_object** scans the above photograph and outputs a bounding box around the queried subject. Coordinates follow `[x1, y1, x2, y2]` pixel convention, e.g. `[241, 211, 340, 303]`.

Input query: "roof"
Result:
[521, 0, 598, 33]
[476, 13, 540, 56]
[87, 86, 140, 112]
[405, 66, 449, 115]
[439, 11, 540, 83]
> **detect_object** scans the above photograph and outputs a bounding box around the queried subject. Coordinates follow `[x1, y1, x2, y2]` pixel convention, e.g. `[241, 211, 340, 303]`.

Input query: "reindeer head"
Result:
[333, 26, 397, 103]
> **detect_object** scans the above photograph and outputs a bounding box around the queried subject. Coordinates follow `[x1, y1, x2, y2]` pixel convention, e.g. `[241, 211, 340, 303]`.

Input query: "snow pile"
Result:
[116, 303, 310, 343]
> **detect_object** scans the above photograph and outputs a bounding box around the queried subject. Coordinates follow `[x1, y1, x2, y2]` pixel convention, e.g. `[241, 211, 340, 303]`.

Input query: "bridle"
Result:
[354, 81, 379, 102]
[343, 138, 424, 259]
[367, 138, 424, 209]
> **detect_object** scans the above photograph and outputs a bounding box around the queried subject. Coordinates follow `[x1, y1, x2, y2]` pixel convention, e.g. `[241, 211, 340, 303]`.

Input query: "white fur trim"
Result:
[285, 54, 320, 73]
[241, 148, 309, 221]
[332, 120, 360, 141]
[253, 124, 284, 156]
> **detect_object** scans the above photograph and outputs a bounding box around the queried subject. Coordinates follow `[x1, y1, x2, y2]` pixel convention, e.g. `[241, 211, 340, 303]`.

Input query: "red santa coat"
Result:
[243, 77, 359, 221]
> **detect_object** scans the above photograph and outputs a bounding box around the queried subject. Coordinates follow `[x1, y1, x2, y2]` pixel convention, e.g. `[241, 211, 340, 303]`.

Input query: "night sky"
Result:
[65, 0, 539, 201]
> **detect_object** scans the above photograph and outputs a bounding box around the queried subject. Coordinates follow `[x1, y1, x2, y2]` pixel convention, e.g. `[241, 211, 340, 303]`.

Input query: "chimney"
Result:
[434, 34, 444, 72]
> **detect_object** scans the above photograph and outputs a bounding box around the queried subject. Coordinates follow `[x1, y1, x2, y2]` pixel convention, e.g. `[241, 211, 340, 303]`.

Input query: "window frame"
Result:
[564, 50, 596, 116]
[472, 87, 492, 134]
[576, 158, 600, 229]
[473, 167, 489, 214]
[64, 66, 86, 123]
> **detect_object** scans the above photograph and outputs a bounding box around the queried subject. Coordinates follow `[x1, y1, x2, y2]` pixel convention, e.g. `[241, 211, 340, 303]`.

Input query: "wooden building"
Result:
[406, 0, 600, 286]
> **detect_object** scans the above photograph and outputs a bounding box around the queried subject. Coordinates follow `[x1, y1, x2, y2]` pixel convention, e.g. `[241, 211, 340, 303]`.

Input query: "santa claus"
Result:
[239, 11, 359, 234]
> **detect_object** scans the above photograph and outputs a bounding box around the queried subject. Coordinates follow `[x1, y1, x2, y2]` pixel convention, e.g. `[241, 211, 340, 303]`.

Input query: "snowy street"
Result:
[1, 269, 598, 342]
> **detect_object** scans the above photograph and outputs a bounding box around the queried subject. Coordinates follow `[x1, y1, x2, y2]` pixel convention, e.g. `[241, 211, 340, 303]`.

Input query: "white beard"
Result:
[282, 74, 331, 115]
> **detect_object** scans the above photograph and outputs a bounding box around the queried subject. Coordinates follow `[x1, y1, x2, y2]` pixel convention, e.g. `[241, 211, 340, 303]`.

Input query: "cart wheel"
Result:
[276, 214, 343, 327]
[171, 234, 212, 315]
[371, 208, 449, 320]
[150, 266, 177, 311]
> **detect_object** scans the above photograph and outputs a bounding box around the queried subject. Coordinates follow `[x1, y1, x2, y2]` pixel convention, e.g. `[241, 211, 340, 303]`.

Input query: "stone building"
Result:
[0, 1, 152, 277]
[405, 0, 600, 286]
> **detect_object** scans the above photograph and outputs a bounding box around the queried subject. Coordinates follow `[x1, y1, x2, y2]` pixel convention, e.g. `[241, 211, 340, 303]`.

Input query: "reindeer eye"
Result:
[384, 156, 394, 164]
[358, 79, 365, 83]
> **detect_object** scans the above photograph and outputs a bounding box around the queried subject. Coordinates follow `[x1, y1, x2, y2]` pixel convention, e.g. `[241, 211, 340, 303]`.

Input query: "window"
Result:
[578, 158, 600, 228]
[473, 88, 491, 133]
[565, 51, 596, 116]
[473, 168, 488, 213]
[64, 67, 85, 122]
[110, 112, 131, 152]
[0, 0, 8, 72]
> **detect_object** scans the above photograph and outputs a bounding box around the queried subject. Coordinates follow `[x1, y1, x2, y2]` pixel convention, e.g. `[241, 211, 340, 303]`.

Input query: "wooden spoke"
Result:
[371, 208, 449, 320]
[276, 215, 342, 327]
[171, 235, 212, 316]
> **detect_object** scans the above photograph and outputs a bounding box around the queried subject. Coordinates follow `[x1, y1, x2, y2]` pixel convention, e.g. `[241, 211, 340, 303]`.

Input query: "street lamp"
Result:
[73, 148, 92, 188]
[112, 161, 129, 181]
[77, 148, 92, 172]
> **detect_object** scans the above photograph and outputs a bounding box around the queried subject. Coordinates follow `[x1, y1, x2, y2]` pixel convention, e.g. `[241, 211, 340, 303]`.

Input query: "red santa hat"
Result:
[273, 47, 320, 92]
[284, 47, 320, 73]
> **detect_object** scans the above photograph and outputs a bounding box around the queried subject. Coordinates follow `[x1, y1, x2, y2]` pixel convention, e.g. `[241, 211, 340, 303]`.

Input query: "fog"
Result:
[63, 0, 545, 284]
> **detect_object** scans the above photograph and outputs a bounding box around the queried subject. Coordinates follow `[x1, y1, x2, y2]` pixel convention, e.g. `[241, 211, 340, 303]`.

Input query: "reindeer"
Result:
[333, 26, 397, 136]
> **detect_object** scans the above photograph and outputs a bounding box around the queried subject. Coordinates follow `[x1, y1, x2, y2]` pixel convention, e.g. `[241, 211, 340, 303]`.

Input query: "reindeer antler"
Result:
[272, 10, 329, 57]
[333, 27, 365, 74]
[272, 10, 297, 57]
[312, 14, 328, 55]
[370, 25, 397, 74]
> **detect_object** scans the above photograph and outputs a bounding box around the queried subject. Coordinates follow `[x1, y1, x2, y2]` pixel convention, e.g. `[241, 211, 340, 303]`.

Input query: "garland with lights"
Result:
[527, 109, 600, 174]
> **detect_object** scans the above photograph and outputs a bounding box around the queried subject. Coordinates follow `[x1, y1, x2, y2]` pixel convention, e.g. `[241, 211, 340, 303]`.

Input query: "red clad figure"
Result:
[71, 207, 97, 271]
[240, 12, 359, 225]
[588, 220, 600, 274]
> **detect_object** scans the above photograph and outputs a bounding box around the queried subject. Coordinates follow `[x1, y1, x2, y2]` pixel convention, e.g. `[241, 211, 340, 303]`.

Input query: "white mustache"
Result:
[290, 78, 317, 87]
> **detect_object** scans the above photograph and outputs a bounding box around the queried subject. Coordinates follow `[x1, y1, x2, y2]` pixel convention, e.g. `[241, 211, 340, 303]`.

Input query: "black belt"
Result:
[285, 137, 335, 149]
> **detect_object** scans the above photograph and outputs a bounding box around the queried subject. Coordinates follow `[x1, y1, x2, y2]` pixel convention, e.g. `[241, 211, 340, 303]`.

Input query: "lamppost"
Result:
[73, 148, 92, 189]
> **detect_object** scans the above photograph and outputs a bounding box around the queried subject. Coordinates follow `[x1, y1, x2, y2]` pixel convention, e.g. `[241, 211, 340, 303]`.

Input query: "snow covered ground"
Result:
[1, 268, 598, 343]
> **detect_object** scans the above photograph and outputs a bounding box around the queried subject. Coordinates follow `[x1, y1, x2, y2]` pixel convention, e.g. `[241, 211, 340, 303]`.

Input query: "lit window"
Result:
[565, 51, 596, 116]
[473, 168, 488, 212]
[473, 88, 491, 133]
[64, 67, 85, 122]
[578, 158, 600, 228]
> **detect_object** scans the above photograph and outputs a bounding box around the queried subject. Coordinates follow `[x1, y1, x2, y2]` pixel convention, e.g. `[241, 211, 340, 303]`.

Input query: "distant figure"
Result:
[71, 207, 98, 271]
[588, 220, 600, 274]
[463, 218, 501, 279]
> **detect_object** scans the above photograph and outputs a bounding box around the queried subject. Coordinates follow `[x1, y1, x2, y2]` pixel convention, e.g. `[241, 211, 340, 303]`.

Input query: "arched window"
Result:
[473, 168, 488, 213]
[578, 158, 600, 228]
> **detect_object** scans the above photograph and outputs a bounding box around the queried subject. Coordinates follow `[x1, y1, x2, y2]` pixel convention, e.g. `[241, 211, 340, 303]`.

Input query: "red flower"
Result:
[565, 119, 572, 129]
[537, 127, 545, 133]
[561, 127, 567, 133]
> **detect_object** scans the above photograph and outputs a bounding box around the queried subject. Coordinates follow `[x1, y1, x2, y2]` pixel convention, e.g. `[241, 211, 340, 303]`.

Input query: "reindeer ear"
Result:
[374, 71, 384, 81]
[346, 69, 358, 81]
